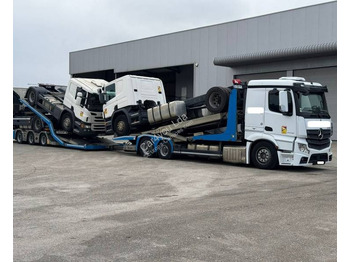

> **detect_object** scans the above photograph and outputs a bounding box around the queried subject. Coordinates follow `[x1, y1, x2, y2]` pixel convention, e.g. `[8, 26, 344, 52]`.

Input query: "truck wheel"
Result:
[16, 130, 24, 144]
[61, 113, 73, 132]
[32, 116, 43, 133]
[251, 141, 278, 169]
[205, 87, 229, 113]
[27, 132, 35, 145]
[39, 133, 48, 146]
[158, 140, 172, 159]
[113, 115, 130, 136]
[138, 137, 155, 157]
[27, 89, 37, 106]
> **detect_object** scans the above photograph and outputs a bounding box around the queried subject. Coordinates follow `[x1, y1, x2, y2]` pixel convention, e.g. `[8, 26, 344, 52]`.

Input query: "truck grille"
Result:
[306, 129, 331, 150]
[92, 116, 106, 132]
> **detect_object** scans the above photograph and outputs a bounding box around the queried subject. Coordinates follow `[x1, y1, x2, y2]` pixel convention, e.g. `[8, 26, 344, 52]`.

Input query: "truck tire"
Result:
[39, 133, 48, 146]
[205, 87, 229, 113]
[138, 137, 155, 157]
[16, 130, 24, 144]
[251, 141, 278, 169]
[27, 132, 35, 145]
[27, 89, 37, 106]
[61, 113, 73, 132]
[32, 116, 43, 133]
[113, 114, 130, 136]
[158, 140, 172, 159]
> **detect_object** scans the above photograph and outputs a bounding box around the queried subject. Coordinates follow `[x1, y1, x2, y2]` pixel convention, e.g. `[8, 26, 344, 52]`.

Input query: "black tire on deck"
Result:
[27, 89, 37, 106]
[32, 116, 43, 133]
[205, 86, 229, 113]
[61, 113, 74, 132]
[113, 114, 130, 137]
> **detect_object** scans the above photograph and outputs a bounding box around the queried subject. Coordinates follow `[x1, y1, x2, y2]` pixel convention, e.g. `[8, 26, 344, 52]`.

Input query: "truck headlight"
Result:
[298, 143, 310, 154]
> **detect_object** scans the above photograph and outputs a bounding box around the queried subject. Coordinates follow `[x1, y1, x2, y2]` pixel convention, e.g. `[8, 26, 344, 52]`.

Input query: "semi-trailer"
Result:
[14, 76, 333, 169]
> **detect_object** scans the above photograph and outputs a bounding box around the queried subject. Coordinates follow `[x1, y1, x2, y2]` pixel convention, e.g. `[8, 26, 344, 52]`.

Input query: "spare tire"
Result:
[205, 87, 229, 113]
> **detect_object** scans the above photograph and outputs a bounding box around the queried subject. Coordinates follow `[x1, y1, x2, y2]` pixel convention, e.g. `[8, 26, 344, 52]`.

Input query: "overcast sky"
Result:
[13, 0, 334, 87]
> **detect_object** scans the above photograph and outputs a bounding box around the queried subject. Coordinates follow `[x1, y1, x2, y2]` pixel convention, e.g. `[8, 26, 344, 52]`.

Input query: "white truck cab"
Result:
[245, 77, 332, 167]
[63, 78, 108, 135]
[101, 75, 167, 136]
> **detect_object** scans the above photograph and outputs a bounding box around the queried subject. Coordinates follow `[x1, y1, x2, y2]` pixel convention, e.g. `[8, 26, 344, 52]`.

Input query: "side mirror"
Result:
[76, 92, 83, 105]
[279, 91, 289, 113]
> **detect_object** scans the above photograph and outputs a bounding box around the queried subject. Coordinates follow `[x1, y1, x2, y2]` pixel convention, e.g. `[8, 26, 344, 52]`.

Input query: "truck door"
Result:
[245, 88, 266, 134]
[264, 88, 296, 151]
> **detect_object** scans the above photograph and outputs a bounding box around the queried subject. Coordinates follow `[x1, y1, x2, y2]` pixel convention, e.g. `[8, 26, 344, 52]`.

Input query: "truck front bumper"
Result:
[278, 139, 332, 166]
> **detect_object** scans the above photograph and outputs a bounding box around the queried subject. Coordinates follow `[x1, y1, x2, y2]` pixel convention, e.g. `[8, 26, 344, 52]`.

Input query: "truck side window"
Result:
[105, 83, 116, 101]
[268, 90, 293, 114]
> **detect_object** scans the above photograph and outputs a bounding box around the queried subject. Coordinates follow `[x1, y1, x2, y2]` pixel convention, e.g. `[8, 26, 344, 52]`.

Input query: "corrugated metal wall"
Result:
[69, 2, 337, 96]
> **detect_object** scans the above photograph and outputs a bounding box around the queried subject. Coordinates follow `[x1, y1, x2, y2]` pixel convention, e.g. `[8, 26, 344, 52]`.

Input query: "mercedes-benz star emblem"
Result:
[318, 128, 324, 140]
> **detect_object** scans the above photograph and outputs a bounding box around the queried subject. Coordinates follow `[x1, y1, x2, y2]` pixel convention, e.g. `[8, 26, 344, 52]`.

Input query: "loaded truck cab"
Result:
[101, 75, 167, 136]
[245, 77, 332, 167]
[25, 78, 108, 137]
[63, 78, 107, 135]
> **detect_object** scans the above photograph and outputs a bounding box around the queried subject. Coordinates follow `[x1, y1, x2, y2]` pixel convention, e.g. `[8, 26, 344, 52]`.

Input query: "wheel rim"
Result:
[209, 92, 221, 108]
[63, 117, 71, 130]
[256, 147, 271, 164]
[160, 143, 169, 157]
[117, 121, 125, 132]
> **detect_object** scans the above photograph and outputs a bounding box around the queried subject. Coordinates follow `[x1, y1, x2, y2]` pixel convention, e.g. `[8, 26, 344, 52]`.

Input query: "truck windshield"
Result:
[85, 93, 103, 112]
[294, 92, 330, 118]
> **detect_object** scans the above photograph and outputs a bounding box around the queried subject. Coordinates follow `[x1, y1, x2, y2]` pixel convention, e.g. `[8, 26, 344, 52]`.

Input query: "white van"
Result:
[102, 75, 167, 136]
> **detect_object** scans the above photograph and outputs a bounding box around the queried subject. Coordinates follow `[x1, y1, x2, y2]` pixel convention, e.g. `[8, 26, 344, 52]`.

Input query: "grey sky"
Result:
[13, 0, 334, 87]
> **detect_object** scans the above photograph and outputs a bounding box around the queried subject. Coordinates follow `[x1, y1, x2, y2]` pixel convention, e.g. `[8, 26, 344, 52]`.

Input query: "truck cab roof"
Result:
[248, 77, 323, 88]
[248, 77, 322, 87]
[71, 78, 108, 93]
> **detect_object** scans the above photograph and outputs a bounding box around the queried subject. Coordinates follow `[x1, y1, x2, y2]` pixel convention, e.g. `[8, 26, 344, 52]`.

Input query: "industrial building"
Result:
[69, 1, 337, 138]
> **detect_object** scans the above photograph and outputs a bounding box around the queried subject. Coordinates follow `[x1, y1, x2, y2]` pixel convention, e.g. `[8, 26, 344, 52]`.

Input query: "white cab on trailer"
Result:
[103, 75, 166, 119]
[64, 78, 108, 133]
[102, 75, 167, 136]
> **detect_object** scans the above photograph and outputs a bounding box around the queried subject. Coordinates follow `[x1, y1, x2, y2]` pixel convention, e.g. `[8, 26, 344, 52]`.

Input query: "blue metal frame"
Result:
[192, 88, 238, 142]
[17, 99, 108, 150]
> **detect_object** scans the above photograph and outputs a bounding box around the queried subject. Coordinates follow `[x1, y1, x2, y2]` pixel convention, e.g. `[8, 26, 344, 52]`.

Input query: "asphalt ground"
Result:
[13, 142, 337, 262]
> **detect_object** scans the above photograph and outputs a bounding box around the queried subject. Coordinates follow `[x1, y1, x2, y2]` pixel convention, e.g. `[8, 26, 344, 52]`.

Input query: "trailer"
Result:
[112, 77, 333, 169]
[13, 92, 114, 150]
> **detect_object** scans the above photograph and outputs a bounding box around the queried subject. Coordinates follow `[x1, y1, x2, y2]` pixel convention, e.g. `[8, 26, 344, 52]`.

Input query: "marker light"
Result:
[233, 79, 242, 85]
